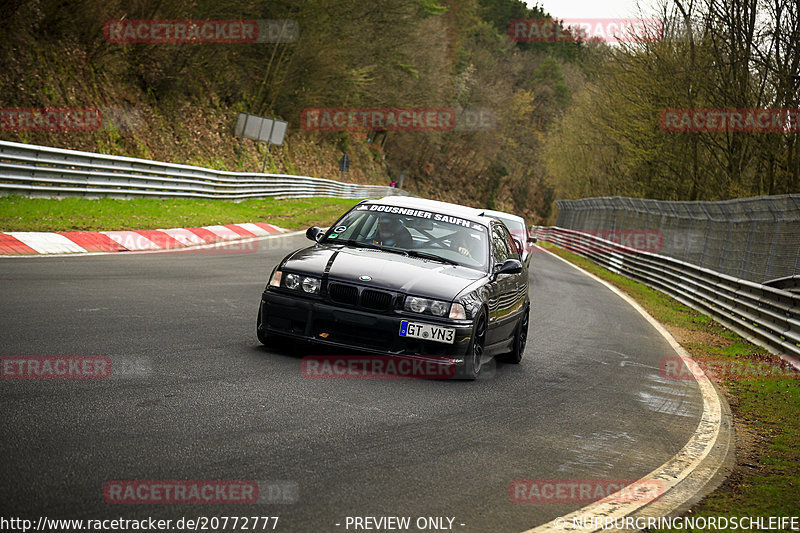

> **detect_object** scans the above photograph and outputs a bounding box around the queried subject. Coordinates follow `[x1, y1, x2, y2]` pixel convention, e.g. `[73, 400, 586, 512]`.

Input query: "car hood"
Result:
[283, 245, 484, 299]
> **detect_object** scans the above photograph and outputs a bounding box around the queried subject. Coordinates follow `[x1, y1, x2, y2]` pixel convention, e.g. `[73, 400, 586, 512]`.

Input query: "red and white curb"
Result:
[0, 223, 285, 255]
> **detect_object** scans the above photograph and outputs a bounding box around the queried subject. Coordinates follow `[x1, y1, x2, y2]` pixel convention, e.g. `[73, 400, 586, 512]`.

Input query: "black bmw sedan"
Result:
[257, 196, 530, 379]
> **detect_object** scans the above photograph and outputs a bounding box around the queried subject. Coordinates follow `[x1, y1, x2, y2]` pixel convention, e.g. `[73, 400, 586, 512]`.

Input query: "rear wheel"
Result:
[501, 306, 529, 364]
[462, 311, 487, 380]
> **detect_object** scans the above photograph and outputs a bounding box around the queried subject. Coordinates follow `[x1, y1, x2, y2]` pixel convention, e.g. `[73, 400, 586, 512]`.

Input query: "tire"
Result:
[501, 306, 529, 364]
[257, 305, 294, 350]
[462, 310, 487, 380]
[256, 306, 270, 345]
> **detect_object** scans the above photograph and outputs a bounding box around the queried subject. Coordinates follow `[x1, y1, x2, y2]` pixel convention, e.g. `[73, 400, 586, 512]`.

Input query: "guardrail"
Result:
[554, 195, 800, 285]
[0, 140, 408, 200]
[532, 226, 800, 365]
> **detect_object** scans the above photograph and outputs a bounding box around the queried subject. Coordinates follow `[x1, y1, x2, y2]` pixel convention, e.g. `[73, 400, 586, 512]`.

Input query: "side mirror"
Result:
[528, 236, 537, 244]
[306, 226, 324, 242]
[494, 258, 523, 278]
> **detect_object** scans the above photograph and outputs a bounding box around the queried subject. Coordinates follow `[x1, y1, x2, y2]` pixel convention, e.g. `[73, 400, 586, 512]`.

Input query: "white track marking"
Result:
[201, 225, 243, 240]
[236, 223, 274, 236]
[522, 245, 726, 533]
[162, 228, 206, 246]
[6, 232, 88, 254]
[102, 231, 161, 251]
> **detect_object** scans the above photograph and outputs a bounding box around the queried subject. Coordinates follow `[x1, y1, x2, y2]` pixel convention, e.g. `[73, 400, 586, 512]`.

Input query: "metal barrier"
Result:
[0, 140, 409, 200]
[532, 226, 800, 365]
[555, 195, 800, 284]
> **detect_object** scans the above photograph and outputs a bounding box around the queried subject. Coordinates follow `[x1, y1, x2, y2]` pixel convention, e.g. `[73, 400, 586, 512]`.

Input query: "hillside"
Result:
[0, 0, 589, 224]
[2, 0, 795, 221]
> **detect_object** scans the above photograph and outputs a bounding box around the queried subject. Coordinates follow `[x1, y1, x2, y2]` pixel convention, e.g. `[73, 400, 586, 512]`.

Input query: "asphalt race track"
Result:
[0, 234, 704, 532]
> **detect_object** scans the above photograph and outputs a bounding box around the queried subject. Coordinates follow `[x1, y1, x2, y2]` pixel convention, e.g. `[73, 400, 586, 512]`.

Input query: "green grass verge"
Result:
[0, 196, 362, 232]
[540, 241, 800, 523]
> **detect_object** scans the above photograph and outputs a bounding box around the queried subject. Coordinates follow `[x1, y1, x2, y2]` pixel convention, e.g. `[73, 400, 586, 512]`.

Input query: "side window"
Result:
[491, 225, 511, 267]
[502, 225, 520, 258]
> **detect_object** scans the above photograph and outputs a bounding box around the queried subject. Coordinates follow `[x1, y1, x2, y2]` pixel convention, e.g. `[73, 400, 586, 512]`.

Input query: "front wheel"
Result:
[256, 306, 270, 345]
[462, 311, 487, 380]
[501, 306, 528, 364]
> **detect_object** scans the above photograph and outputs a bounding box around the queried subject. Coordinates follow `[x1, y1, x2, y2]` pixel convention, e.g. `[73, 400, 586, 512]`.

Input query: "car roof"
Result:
[370, 196, 490, 226]
[478, 209, 526, 225]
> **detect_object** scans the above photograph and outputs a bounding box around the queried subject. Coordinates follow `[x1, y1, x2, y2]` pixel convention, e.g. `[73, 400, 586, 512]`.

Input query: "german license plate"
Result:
[399, 320, 455, 344]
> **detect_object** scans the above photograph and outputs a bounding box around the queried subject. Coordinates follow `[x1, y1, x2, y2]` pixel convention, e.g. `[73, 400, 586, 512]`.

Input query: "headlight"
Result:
[430, 301, 448, 317]
[285, 273, 301, 290]
[302, 277, 321, 294]
[270, 270, 321, 295]
[406, 296, 428, 313]
[404, 296, 452, 317]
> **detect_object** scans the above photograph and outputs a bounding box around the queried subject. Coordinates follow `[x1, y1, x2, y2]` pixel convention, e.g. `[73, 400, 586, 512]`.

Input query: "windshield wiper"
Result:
[333, 240, 458, 265]
[405, 250, 459, 265]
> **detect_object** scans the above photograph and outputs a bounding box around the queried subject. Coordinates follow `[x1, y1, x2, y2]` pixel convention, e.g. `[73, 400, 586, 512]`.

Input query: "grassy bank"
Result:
[539, 242, 800, 522]
[0, 196, 361, 232]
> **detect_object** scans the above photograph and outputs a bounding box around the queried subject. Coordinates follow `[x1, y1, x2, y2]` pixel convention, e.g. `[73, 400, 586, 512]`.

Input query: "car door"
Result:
[501, 223, 529, 316]
[485, 222, 521, 348]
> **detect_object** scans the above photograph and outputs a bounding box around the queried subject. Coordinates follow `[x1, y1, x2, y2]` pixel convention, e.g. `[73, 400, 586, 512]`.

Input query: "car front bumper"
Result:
[259, 290, 474, 361]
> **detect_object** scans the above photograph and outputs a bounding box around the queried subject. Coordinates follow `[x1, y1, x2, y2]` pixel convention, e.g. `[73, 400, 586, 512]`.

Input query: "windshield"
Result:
[322, 204, 489, 270]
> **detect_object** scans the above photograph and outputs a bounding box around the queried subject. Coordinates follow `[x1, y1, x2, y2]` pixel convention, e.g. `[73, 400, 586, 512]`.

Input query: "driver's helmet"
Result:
[376, 214, 409, 247]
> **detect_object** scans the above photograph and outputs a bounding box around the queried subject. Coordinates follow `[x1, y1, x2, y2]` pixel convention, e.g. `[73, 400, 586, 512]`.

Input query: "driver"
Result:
[373, 214, 413, 248]
[450, 231, 485, 264]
